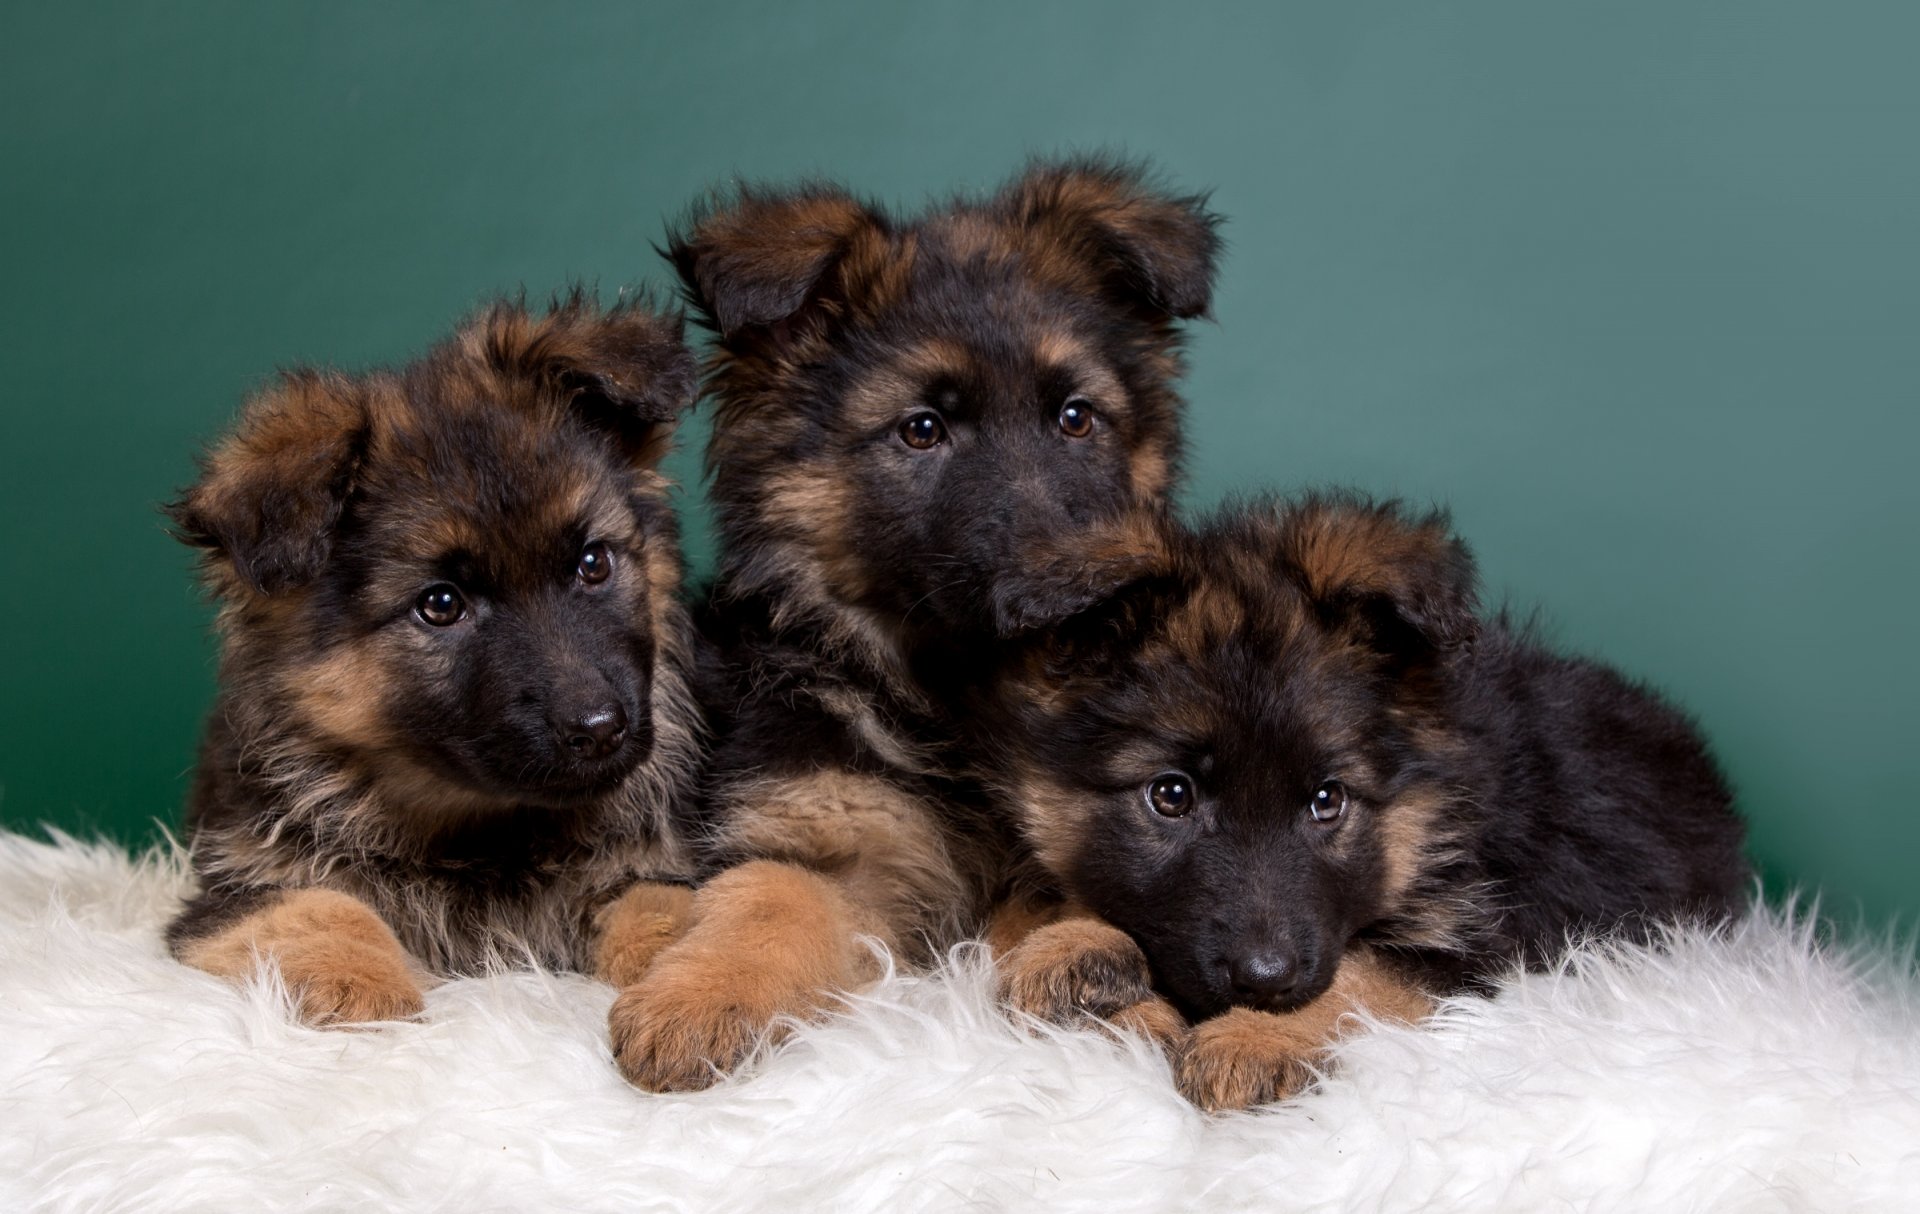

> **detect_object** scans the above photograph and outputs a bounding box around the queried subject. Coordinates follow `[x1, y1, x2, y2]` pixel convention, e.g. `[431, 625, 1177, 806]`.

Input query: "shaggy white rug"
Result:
[1, 832, 1916, 1213]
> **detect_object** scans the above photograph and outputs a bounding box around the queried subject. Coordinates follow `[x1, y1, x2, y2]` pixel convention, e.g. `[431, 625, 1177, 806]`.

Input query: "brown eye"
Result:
[1058, 396, 1095, 439]
[1310, 780, 1348, 823]
[899, 412, 946, 450]
[1146, 772, 1194, 818]
[415, 583, 466, 627]
[577, 540, 613, 585]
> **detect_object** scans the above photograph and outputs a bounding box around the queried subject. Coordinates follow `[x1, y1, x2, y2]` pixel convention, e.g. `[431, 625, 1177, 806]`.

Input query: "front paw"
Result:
[998, 918, 1157, 1024]
[1176, 1008, 1318, 1112]
[594, 881, 697, 988]
[279, 941, 426, 1026]
[607, 961, 787, 1092]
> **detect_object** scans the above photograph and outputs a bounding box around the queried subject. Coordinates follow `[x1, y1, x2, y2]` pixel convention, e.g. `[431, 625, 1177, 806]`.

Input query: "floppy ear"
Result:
[1274, 495, 1479, 656]
[1000, 156, 1223, 319]
[167, 371, 369, 597]
[666, 184, 887, 340]
[992, 512, 1177, 638]
[476, 294, 697, 469]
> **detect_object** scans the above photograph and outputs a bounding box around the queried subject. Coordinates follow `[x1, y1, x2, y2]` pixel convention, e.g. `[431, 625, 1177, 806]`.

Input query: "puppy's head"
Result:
[171, 294, 697, 812]
[671, 156, 1220, 647]
[997, 495, 1478, 1020]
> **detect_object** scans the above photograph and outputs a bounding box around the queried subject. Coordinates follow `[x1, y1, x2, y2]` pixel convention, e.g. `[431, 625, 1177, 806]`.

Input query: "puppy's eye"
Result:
[577, 540, 614, 585]
[1145, 772, 1194, 818]
[899, 412, 947, 450]
[1057, 397, 1095, 439]
[1309, 780, 1349, 823]
[415, 584, 467, 627]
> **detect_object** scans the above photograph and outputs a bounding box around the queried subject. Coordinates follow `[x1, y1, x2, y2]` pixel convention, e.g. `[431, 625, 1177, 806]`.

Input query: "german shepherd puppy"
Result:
[607, 158, 1221, 1090]
[983, 494, 1749, 1109]
[166, 294, 707, 1024]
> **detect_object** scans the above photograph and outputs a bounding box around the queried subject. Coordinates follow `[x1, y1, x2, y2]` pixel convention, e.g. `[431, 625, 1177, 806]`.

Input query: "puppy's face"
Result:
[1000, 499, 1478, 1020]
[674, 159, 1220, 642]
[173, 297, 697, 813]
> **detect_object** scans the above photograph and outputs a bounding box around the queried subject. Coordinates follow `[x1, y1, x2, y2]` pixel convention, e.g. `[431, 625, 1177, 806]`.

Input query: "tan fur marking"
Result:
[714, 770, 971, 955]
[1007, 774, 1088, 879]
[606, 860, 880, 1091]
[1162, 582, 1249, 656]
[285, 645, 392, 751]
[840, 339, 972, 433]
[757, 466, 864, 599]
[1177, 949, 1433, 1111]
[593, 881, 697, 988]
[1279, 501, 1459, 611]
[1128, 442, 1172, 501]
[178, 888, 425, 1026]
[1377, 786, 1449, 912]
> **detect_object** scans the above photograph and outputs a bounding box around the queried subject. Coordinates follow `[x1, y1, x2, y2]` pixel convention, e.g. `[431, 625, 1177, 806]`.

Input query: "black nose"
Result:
[558, 702, 628, 761]
[1228, 948, 1299, 1002]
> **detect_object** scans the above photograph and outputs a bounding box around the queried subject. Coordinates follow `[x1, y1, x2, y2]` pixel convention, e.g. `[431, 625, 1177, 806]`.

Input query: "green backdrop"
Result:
[3, 3, 1914, 926]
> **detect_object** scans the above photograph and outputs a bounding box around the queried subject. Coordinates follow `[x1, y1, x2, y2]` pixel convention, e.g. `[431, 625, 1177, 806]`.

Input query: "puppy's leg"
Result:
[608, 860, 882, 1091]
[608, 770, 969, 1092]
[173, 887, 425, 1026]
[1178, 948, 1433, 1112]
[592, 881, 697, 988]
[991, 898, 1188, 1054]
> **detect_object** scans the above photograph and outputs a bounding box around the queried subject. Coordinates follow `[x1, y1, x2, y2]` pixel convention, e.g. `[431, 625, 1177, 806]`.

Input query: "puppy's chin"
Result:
[499, 737, 655, 810]
[415, 731, 654, 813]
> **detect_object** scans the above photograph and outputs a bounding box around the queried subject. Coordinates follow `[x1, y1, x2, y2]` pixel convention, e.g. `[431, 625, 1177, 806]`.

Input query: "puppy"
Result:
[166, 294, 706, 1023]
[984, 494, 1749, 1109]
[607, 158, 1222, 1089]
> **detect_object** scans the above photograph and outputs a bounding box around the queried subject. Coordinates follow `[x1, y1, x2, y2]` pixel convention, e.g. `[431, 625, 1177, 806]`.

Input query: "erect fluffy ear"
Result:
[1271, 494, 1480, 655]
[474, 292, 697, 468]
[992, 511, 1177, 638]
[999, 155, 1223, 319]
[167, 370, 369, 597]
[665, 184, 888, 340]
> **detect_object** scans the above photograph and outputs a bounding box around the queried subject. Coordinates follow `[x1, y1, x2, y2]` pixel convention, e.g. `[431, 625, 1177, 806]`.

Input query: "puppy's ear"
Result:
[992, 512, 1177, 638]
[666, 184, 888, 340]
[1272, 495, 1479, 657]
[168, 371, 368, 597]
[476, 293, 697, 469]
[1001, 156, 1223, 319]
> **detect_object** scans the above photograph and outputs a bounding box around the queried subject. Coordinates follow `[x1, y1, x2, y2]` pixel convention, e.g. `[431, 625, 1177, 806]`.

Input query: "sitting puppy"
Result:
[984, 494, 1749, 1109]
[166, 294, 706, 1024]
[607, 158, 1221, 1089]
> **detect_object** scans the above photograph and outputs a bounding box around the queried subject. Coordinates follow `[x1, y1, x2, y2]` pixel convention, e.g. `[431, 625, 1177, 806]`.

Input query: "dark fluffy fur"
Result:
[166, 293, 706, 991]
[606, 157, 1221, 1090]
[986, 493, 1750, 1024]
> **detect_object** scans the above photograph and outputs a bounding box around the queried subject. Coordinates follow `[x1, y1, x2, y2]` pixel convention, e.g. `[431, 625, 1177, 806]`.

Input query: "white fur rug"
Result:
[2, 832, 1916, 1213]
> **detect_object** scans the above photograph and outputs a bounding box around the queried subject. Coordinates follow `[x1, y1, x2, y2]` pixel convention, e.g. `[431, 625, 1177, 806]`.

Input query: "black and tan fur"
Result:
[608, 158, 1221, 1089]
[981, 494, 1749, 1109]
[166, 294, 706, 1023]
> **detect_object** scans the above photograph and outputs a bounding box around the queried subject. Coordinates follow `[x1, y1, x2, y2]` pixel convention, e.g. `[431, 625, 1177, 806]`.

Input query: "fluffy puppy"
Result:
[608, 157, 1222, 1090]
[984, 495, 1749, 1109]
[166, 294, 706, 1023]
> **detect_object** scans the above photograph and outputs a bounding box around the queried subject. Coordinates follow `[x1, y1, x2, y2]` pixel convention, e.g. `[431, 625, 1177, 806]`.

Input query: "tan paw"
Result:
[606, 860, 872, 1092]
[607, 957, 787, 1092]
[594, 881, 697, 988]
[177, 887, 426, 1028]
[998, 917, 1156, 1024]
[1176, 1007, 1319, 1112]
[279, 939, 426, 1026]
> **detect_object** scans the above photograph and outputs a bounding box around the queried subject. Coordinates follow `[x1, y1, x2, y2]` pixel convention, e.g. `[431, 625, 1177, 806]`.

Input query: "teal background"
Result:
[2, 3, 1914, 924]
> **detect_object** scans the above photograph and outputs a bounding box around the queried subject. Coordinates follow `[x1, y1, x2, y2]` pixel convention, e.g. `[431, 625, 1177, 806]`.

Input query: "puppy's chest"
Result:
[336, 832, 661, 974]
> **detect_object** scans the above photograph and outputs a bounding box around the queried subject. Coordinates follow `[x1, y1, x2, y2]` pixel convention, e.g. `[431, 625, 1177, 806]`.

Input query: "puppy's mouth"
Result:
[531, 729, 654, 803]
[446, 721, 655, 809]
